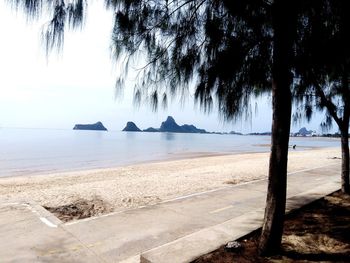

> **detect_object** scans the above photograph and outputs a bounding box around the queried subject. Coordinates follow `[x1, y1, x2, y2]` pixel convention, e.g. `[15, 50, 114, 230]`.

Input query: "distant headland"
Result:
[121, 119, 339, 137]
[122, 116, 207, 134]
[73, 122, 107, 131]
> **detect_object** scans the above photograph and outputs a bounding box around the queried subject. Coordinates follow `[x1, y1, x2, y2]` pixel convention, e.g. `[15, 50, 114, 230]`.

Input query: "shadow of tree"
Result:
[280, 191, 350, 262]
[280, 250, 350, 262]
[192, 191, 350, 263]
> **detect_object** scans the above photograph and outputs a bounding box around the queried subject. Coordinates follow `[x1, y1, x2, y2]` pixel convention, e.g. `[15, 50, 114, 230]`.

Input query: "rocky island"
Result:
[157, 116, 206, 133]
[122, 122, 141, 132]
[73, 122, 107, 131]
[122, 116, 207, 134]
[292, 127, 315, 137]
[143, 127, 159, 132]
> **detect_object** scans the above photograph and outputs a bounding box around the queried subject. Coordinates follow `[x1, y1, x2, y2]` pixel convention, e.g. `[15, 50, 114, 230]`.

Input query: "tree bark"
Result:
[340, 123, 350, 194]
[259, 0, 297, 255]
[339, 0, 350, 195]
[316, 71, 350, 194]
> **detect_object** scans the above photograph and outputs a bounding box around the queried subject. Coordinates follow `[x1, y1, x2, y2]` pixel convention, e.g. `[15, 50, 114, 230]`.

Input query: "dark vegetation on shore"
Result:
[193, 191, 350, 263]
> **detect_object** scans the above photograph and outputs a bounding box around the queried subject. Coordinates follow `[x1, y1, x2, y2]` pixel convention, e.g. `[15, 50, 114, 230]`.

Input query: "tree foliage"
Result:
[11, 0, 273, 120]
[291, 0, 350, 194]
[11, 0, 86, 54]
[293, 0, 350, 131]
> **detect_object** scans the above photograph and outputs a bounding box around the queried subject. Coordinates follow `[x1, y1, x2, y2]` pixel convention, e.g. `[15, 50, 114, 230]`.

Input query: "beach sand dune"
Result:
[0, 148, 341, 220]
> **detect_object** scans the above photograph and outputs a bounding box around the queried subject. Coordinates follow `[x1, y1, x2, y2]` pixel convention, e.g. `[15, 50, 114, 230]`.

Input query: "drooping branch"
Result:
[10, 0, 273, 120]
[314, 82, 342, 126]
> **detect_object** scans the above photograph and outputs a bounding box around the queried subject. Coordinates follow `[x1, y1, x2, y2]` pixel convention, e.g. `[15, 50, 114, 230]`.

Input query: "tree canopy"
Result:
[293, 0, 350, 193]
[293, 0, 350, 130]
[12, 0, 273, 120]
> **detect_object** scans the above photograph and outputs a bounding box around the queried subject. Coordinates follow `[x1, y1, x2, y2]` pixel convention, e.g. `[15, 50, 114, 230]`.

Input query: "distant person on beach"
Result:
[293, 145, 296, 149]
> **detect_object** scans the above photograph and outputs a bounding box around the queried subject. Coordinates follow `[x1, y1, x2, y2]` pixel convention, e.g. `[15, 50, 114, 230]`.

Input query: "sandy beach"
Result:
[0, 147, 341, 219]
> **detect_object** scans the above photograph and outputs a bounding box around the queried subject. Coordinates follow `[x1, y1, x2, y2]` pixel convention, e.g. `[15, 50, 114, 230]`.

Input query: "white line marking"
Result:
[288, 163, 338, 175]
[209, 205, 232, 214]
[163, 187, 231, 202]
[40, 217, 57, 228]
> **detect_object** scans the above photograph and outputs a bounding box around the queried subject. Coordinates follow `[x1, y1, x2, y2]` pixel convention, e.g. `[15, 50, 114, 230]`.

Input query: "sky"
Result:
[0, 1, 333, 133]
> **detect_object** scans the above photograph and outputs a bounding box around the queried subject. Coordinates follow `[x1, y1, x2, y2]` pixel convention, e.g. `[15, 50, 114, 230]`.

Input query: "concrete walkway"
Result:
[0, 164, 341, 263]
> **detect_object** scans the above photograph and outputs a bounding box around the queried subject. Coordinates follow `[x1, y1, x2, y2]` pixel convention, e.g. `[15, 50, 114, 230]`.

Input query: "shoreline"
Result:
[0, 151, 234, 180]
[0, 144, 328, 180]
[0, 147, 341, 221]
[0, 128, 340, 179]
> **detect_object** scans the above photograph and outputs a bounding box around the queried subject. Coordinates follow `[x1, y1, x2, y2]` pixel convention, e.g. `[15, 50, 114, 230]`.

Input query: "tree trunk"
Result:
[340, 125, 350, 194]
[258, 0, 297, 256]
[339, 1, 350, 194]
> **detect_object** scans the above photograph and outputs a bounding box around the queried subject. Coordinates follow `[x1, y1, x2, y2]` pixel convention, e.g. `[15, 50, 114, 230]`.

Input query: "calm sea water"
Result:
[0, 128, 340, 177]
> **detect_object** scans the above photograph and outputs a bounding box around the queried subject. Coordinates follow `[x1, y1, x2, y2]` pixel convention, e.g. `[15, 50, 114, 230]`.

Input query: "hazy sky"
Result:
[0, 1, 332, 133]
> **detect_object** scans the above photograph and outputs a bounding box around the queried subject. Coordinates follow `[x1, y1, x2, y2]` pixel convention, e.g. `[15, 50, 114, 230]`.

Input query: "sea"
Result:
[0, 128, 340, 177]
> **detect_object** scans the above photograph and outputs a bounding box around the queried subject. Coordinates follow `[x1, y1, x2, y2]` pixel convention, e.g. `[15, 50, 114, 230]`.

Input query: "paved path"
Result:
[0, 164, 341, 263]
